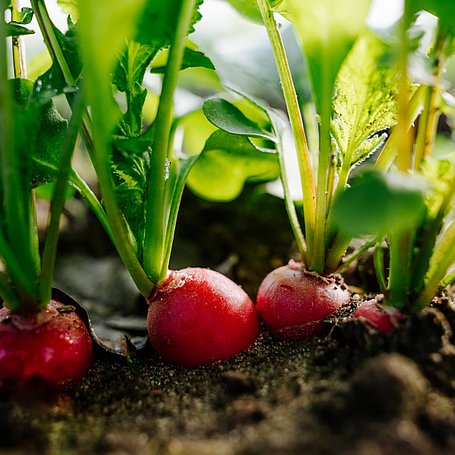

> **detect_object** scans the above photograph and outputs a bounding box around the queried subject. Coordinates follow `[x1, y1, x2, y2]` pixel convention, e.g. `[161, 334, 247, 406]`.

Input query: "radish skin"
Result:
[147, 268, 260, 367]
[257, 261, 350, 340]
[0, 299, 93, 388]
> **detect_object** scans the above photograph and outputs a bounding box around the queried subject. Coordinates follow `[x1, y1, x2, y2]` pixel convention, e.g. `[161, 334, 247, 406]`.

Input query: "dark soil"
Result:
[2, 188, 455, 455]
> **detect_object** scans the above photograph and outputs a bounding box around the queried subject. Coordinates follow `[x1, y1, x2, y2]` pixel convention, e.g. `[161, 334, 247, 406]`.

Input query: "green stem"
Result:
[10, 0, 26, 78]
[311, 89, 333, 274]
[388, 229, 413, 308]
[0, 2, 38, 299]
[40, 90, 85, 306]
[0, 271, 20, 311]
[31, 0, 95, 158]
[31, 0, 74, 85]
[374, 87, 425, 171]
[414, 33, 446, 170]
[417, 218, 455, 309]
[69, 171, 113, 243]
[325, 233, 352, 273]
[0, 229, 36, 297]
[90, 85, 153, 298]
[333, 236, 377, 275]
[143, 0, 196, 283]
[159, 155, 199, 278]
[373, 241, 387, 295]
[256, 0, 316, 261]
[439, 270, 455, 290]
[395, 0, 412, 173]
[276, 129, 307, 262]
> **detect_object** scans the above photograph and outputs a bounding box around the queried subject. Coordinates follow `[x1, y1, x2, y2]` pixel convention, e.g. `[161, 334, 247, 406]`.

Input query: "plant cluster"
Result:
[1, 0, 455, 388]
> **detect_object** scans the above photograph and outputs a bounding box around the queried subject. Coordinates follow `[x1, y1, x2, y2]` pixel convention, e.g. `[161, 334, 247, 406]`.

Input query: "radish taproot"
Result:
[0, 299, 92, 388]
[256, 261, 350, 340]
[147, 268, 260, 367]
[354, 299, 406, 334]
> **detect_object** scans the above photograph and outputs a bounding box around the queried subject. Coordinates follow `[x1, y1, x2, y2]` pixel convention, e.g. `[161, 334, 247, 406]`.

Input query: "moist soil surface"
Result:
[2, 189, 455, 455]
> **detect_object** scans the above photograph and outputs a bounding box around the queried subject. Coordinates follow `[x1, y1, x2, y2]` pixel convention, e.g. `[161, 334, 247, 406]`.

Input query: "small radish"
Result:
[354, 299, 406, 333]
[0, 299, 93, 388]
[256, 260, 350, 341]
[147, 268, 260, 367]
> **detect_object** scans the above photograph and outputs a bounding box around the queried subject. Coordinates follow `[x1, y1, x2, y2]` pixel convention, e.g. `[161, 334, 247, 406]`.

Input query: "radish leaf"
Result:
[9, 79, 68, 187]
[203, 98, 276, 141]
[281, 0, 371, 114]
[332, 33, 399, 168]
[187, 130, 279, 201]
[331, 169, 427, 237]
[57, 0, 79, 21]
[224, 0, 285, 23]
[135, 0, 203, 47]
[151, 47, 215, 73]
[31, 23, 81, 104]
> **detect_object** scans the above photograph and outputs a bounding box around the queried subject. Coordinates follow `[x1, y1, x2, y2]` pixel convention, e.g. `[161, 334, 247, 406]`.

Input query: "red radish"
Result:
[147, 267, 260, 367]
[354, 299, 406, 333]
[256, 260, 350, 341]
[0, 299, 93, 388]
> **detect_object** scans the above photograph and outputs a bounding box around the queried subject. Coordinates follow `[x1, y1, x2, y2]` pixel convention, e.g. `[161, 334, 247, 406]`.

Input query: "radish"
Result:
[354, 299, 406, 334]
[147, 268, 260, 367]
[256, 261, 350, 341]
[0, 299, 92, 388]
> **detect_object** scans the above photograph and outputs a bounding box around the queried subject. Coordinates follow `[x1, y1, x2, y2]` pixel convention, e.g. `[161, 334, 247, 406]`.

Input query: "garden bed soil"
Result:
[2, 189, 455, 455]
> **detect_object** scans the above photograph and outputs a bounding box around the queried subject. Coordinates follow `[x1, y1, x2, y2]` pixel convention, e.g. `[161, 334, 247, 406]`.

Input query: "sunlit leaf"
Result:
[151, 47, 215, 73]
[332, 32, 399, 168]
[57, 0, 79, 21]
[223, 0, 285, 23]
[203, 98, 276, 141]
[187, 130, 279, 201]
[281, 0, 371, 113]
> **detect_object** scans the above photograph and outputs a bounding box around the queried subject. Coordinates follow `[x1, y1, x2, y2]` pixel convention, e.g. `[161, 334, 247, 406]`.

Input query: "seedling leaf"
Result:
[187, 130, 279, 201]
[151, 47, 215, 73]
[202, 98, 276, 141]
[331, 169, 427, 237]
[31, 23, 81, 104]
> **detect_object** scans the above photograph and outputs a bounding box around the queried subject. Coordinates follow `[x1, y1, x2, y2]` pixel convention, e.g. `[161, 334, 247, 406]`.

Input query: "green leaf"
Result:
[5, 22, 34, 36]
[421, 154, 455, 218]
[332, 32, 399, 168]
[224, 0, 285, 23]
[79, 0, 147, 90]
[281, 0, 371, 113]
[31, 23, 81, 104]
[331, 169, 427, 237]
[57, 0, 79, 21]
[112, 126, 154, 155]
[202, 98, 276, 141]
[135, 0, 203, 47]
[112, 151, 149, 250]
[151, 46, 215, 73]
[4, 6, 35, 36]
[16, 7, 34, 25]
[187, 130, 279, 201]
[113, 41, 158, 134]
[114, 42, 158, 94]
[35, 182, 75, 201]
[10, 79, 68, 187]
[412, 1, 455, 32]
